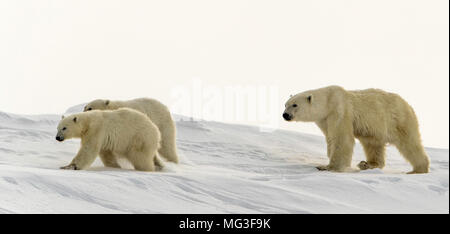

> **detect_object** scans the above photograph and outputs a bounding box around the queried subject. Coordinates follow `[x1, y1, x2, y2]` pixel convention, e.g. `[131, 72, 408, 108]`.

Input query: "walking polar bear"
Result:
[283, 86, 430, 174]
[56, 108, 161, 171]
[83, 98, 179, 163]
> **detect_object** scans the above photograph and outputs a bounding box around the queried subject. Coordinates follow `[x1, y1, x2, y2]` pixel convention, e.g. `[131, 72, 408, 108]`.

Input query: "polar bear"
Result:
[283, 86, 430, 174]
[56, 108, 161, 171]
[83, 98, 179, 164]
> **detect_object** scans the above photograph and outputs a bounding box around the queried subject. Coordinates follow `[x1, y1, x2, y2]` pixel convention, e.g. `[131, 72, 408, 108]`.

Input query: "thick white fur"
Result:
[56, 108, 161, 171]
[284, 86, 430, 174]
[84, 98, 179, 163]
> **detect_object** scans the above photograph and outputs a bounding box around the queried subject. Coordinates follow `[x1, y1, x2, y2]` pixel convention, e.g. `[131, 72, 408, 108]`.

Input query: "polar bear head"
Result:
[83, 99, 110, 112]
[56, 114, 84, 141]
[283, 87, 333, 122]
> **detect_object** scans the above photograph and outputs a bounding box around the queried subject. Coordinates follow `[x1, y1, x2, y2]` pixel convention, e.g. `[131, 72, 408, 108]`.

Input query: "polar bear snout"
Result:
[283, 112, 292, 121]
[55, 135, 64, 142]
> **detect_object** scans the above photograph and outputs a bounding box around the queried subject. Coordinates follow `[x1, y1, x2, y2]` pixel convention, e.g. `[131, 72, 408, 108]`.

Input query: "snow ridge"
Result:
[0, 106, 448, 213]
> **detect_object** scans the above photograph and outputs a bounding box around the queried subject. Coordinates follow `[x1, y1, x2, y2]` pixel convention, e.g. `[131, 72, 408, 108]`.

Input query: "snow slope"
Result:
[0, 106, 448, 213]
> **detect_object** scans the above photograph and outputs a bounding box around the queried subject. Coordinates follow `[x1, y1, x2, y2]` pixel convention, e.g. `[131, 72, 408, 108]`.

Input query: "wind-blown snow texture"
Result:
[0, 105, 448, 213]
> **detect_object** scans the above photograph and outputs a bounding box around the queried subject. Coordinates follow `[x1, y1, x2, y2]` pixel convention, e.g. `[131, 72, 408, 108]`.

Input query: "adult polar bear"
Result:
[56, 108, 161, 171]
[283, 86, 429, 174]
[84, 98, 179, 163]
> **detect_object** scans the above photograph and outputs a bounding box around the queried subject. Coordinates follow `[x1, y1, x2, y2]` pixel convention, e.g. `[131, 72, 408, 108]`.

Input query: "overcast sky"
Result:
[0, 0, 448, 148]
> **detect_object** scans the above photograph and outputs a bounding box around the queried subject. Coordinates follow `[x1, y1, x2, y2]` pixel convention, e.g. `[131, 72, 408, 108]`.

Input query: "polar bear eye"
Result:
[62, 127, 67, 131]
[292, 104, 298, 108]
[87, 108, 92, 111]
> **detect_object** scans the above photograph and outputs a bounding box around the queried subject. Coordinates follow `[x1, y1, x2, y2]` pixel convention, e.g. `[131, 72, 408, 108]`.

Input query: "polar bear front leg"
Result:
[61, 141, 101, 170]
[99, 150, 121, 168]
[316, 138, 334, 170]
[317, 115, 355, 172]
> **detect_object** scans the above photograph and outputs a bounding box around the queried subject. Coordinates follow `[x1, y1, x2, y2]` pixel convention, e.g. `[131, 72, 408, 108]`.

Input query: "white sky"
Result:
[0, 0, 448, 148]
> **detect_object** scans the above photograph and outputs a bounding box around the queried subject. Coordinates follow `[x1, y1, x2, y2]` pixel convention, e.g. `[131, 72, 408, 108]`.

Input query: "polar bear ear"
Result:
[307, 95, 312, 103]
[73, 117, 77, 123]
[105, 100, 110, 106]
[289, 94, 293, 98]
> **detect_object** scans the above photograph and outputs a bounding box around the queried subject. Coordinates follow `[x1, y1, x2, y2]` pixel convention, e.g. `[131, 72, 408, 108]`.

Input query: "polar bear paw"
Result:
[60, 163, 79, 170]
[357, 161, 370, 170]
[316, 165, 329, 171]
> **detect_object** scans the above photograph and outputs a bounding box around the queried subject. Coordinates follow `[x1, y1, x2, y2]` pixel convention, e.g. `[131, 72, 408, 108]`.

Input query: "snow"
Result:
[0, 106, 448, 214]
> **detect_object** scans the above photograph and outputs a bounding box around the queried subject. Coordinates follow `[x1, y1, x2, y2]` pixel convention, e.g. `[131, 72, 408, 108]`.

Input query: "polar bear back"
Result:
[109, 98, 172, 129]
[90, 108, 161, 154]
[347, 88, 417, 141]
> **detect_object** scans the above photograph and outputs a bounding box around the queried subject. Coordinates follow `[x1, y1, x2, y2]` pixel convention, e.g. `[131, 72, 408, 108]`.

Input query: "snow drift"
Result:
[0, 105, 448, 213]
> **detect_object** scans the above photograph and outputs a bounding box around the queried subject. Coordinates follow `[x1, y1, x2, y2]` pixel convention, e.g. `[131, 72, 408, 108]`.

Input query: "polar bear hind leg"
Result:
[127, 149, 156, 172]
[153, 154, 165, 170]
[394, 137, 429, 174]
[158, 126, 179, 163]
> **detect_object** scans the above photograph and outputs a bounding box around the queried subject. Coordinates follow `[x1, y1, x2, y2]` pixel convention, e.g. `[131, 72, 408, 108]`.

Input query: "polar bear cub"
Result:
[56, 108, 161, 171]
[83, 98, 179, 164]
[283, 86, 430, 174]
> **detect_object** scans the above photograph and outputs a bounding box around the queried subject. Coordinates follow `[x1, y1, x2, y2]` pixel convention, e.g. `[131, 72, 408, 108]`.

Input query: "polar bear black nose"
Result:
[56, 136, 64, 141]
[283, 113, 292, 121]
